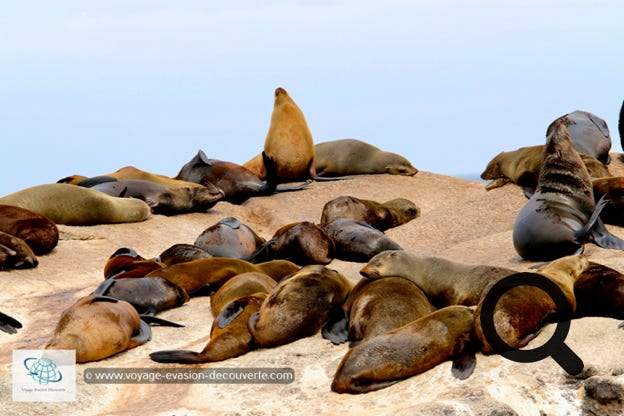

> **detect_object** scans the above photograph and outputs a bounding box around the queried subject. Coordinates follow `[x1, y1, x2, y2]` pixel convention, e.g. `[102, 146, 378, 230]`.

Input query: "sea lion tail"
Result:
[149, 350, 204, 364]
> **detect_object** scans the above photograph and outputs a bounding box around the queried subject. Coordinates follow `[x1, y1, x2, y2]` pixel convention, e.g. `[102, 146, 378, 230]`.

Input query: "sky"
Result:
[1, 1, 623, 196]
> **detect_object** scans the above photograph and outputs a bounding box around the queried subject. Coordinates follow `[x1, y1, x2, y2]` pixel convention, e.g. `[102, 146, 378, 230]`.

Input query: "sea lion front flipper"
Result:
[0, 311, 22, 334]
[321, 305, 349, 345]
[129, 320, 152, 347]
[451, 351, 477, 380]
[484, 178, 510, 191]
[574, 195, 609, 241]
[89, 295, 120, 304]
[215, 298, 249, 329]
[140, 315, 185, 328]
[149, 350, 203, 364]
[91, 278, 116, 296]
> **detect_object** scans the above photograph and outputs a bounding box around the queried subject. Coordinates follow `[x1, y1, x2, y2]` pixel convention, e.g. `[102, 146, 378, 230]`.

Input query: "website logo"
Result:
[13, 350, 76, 402]
[24, 357, 63, 385]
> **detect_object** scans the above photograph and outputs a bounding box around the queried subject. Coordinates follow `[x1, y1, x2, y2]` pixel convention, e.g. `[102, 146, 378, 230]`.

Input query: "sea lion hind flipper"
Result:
[140, 315, 184, 328]
[0, 311, 22, 334]
[215, 298, 249, 329]
[575, 195, 609, 242]
[129, 320, 152, 347]
[275, 179, 313, 193]
[451, 352, 477, 380]
[589, 218, 624, 250]
[149, 350, 204, 364]
[321, 304, 349, 345]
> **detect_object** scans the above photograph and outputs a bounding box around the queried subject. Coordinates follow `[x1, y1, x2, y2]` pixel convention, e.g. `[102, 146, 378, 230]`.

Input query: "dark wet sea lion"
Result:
[360, 250, 518, 308]
[0, 204, 59, 255]
[156, 243, 213, 266]
[0, 184, 152, 225]
[513, 121, 624, 261]
[245, 221, 334, 265]
[314, 138, 418, 177]
[322, 218, 403, 263]
[89, 180, 129, 198]
[0, 311, 23, 334]
[247, 264, 351, 348]
[320, 195, 420, 230]
[591, 177, 624, 226]
[547, 110, 612, 164]
[194, 217, 266, 259]
[331, 305, 478, 394]
[210, 272, 277, 317]
[0, 231, 38, 270]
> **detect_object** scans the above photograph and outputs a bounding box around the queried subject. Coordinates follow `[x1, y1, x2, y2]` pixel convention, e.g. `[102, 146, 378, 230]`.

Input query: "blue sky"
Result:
[1, 1, 623, 196]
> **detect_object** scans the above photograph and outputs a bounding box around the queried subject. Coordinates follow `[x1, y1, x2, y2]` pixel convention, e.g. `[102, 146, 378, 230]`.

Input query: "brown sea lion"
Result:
[146, 257, 300, 296]
[481, 145, 610, 196]
[0, 184, 152, 226]
[360, 250, 518, 307]
[547, 110, 612, 164]
[0, 311, 22, 334]
[149, 293, 267, 364]
[0, 231, 38, 270]
[247, 264, 352, 348]
[331, 305, 478, 394]
[0, 204, 58, 255]
[573, 261, 624, 320]
[512, 121, 624, 261]
[93, 276, 190, 316]
[175, 150, 311, 204]
[320, 195, 420, 231]
[103, 248, 164, 279]
[155, 243, 213, 266]
[591, 177, 624, 226]
[339, 277, 437, 346]
[322, 218, 403, 263]
[245, 221, 335, 265]
[45, 295, 153, 363]
[314, 138, 418, 177]
[473, 254, 589, 354]
[194, 217, 266, 259]
[210, 271, 277, 317]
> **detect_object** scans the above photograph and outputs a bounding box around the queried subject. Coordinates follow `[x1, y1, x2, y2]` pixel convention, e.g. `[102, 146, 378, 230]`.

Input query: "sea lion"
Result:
[194, 217, 266, 259]
[56, 174, 88, 185]
[360, 250, 518, 307]
[0, 204, 59, 255]
[93, 276, 190, 316]
[247, 264, 352, 348]
[481, 145, 610, 196]
[175, 150, 311, 204]
[512, 121, 624, 261]
[473, 254, 589, 354]
[245, 221, 335, 265]
[331, 305, 478, 394]
[0, 311, 22, 334]
[314, 138, 418, 177]
[547, 110, 612, 164]
[210, 272, 277, 317]
[322, 218, 403, 263]
[103, 248, 164, 279]
[0, 184, 152, 226]
[88, 180, 129, 198]
[45, 295, 155, 363]
[319, 195, 420, 231]
[328, 276, 437, 346]
[150, 293, 267, 364]
[591, 177, 624, 226]
[573, 261, 624, 320]
[155, 243, 213, 266]
[146, 257, 300, 296]
[0, 231, 38, 270]
[243, 87, 341, 182]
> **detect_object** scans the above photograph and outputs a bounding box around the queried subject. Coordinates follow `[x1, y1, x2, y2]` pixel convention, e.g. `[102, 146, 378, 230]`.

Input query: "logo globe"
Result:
[24, 357, 63, 385]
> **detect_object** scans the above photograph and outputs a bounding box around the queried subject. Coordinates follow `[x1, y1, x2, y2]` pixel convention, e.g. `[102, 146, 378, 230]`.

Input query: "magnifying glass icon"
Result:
[479, 272, 584, 375]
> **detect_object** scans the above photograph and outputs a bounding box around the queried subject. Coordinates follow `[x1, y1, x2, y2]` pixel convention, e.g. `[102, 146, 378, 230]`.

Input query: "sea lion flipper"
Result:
[275, 179, 313, 193]
[215, 298, 248, 329]
[149, 350, 203, 364]
[574, 195, 609, 241]
[451, 352, 477, 380]
[0, 311, 22, 334]
[89, 295, 120, 304]
[618, 321, 624, 329]
[590, 218, 624, 250]
[484, 178, 510, 191]
[129, 320, 152, 347]
[321, 305, 349, 345]
[140, 315, 185, 328]
[92, 278, 116, 296]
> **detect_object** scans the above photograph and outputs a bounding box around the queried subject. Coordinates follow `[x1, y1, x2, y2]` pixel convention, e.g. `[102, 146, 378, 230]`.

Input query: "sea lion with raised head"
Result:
[0, 204, 58, 255]
[512, 121, 624, 261]
[320, 196, 420, 231]
[331, 305, 478, 394]
[194, 217, 266, 259]
[314, 138, 418, 177]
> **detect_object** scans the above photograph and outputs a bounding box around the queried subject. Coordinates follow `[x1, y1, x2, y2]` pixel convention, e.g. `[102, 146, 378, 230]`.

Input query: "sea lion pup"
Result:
[591, 177, 624, 226]
[103, 248, 164, 279]
[93, 276, 190, 316]
[0, 204, 58, 255]
[175, 150, 311, 204]
[547, 110, 612, 164]
[146, 258, 300, 296]
[0, 183, 152, 226]
[573, 261, 624, 320]
[481, 145, 610, 196]
[325, 276, 437, 346]
[194, 217, 266, 259]
[320, 195, 420, 231]
[45, 295, 180, 363]
[322, 218, 403, 263]
[247, 264, 352, 348]
[331, 305, 479, 394]
[209, 272, 277, 317]
[473, 254, 589, 354]
[150, 293, 267, 364]
[155, 243, 213, 266]
[0, 311, 22, 334]
[360, 250, 518, 307]
[314, 138, 418, 177]
[244, 221, 335, 265]
[243, 87, 344, 182]
[0, 231, 38, 270]
[513, 122, 624, 261]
